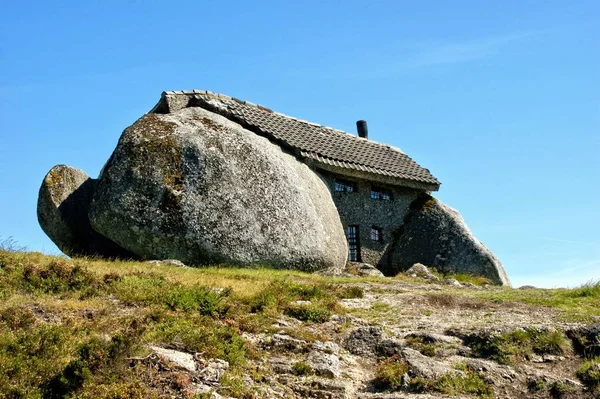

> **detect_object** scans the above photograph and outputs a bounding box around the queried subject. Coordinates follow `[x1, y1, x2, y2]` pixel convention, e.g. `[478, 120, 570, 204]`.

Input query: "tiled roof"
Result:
[150, 90, 440, 190]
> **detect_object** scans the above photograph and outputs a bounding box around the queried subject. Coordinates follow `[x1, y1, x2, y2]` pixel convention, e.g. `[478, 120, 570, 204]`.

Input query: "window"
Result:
[371, 226, 383, 242]
[347, 225, 361, 261]
[371, 186, 392, 200]
[335, 179, 357, 193]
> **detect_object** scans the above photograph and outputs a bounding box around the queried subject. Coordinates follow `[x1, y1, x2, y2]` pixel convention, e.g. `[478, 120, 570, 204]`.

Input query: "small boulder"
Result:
[145, 259, 187, 267]
[446, 278, 462, 287]
[401, 347, 462, 380]
[405, 263, 440, 281]
[37, 165, 134, 258]
[306, 350, 340, 378]
[344, 327, 402, 357]
[347, 262, 385, 277]
[149, 346, 196, 372]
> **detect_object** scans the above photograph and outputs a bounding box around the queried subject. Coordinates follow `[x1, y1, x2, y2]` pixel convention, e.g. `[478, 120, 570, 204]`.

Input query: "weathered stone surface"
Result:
[401, 348, 462, 380]
[145, 259, 187, 267]
[347, 262, 385, 277]
[149, 346, 196, 372]
[389, 194, 510, 286]
[344, 327, 402, 357]
[306, 350, 340, 378]
[405, 263, 440, 281]
[89, 108, 347, 271]
[37, 165, 134, 258]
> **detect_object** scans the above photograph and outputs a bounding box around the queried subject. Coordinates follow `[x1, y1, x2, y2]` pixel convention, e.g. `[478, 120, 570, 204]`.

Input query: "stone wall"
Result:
[319, 170, 422, 270]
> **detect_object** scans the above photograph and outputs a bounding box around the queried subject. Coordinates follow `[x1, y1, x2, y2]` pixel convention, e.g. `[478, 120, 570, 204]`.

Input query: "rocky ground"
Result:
[1, 251, 598, 399]
[138, 268, 599, 399]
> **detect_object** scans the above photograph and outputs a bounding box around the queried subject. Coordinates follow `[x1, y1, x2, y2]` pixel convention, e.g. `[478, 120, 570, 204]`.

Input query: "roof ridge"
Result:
[162, 90, 405, 155]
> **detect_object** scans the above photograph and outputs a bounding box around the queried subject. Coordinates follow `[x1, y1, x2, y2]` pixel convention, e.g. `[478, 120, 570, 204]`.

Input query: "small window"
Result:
[335, 179, 357, 193]
[371, 227, 383, 242]
[371, 186, 392, 200]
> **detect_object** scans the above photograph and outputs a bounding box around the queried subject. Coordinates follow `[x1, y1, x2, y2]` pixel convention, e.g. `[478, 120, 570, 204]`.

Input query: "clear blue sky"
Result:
[1, 1, 598, 287]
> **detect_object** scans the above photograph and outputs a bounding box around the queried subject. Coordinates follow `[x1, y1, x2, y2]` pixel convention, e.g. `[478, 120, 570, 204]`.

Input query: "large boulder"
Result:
[388, 194, 510, 285]
[88, 107, 347, 271]
[37, 165, 134, 258]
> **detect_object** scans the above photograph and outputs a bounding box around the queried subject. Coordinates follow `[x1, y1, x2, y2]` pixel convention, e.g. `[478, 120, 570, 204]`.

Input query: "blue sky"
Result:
[1, 1, 598, 287]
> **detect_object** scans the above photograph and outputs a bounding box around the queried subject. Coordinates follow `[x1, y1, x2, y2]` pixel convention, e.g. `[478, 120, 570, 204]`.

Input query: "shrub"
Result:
[165, 287, 229, 316]
[292, 361, 314, 376]
[467, 329, 569, 364]
[284, 303, 331, 323]
[336, 286, 364, 299]
[433, 372, 493, 398]
[22, 259, 99, 295]
[374, 355, 408, 390]
[577, 357, 600, 391]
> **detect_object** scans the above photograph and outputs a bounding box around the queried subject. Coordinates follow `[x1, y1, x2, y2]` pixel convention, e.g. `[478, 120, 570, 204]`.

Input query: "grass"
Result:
[0, 249, 359, 398]
[432, 371, 493, 398]
[374, 355, 409, 390]
[463, 280, 600, 322]
[292, 361, 314, 376]
[464, 328, 570, 365]
[576, 357, 600, 391]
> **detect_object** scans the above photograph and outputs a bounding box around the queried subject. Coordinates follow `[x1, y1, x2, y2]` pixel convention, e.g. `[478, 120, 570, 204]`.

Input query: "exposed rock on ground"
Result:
[405, 263, 441, 282]
[89, 108, 348, 271]
[388, 194, 511, 286]
[37, 165, 134, 258]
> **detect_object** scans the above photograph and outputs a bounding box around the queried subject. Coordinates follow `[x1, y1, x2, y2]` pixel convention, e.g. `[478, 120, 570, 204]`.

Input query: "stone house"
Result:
[151, 90, 440, 271]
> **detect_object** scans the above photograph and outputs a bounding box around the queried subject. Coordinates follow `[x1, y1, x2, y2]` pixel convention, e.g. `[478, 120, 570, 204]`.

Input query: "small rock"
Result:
[347, 262, 385, 277]
[313, 341, 340, 355]
[269, 357, 293, 374]
[405, 263, 440, 281]
[344, 327, 383, 356]
[193, 384, 223, 398]
[306, 350, 340, 378]
[543, 355, 565, 363]
[446, 278, 462, 287]
[198, 358, 229, 383]
[291, 300, 312, 306]
[149, 346, 196, 372]
[269, 334, 307, 352]
[402, 348, 462, 379]
[145, 259, 187, 267]
[529, 354, 544, 363]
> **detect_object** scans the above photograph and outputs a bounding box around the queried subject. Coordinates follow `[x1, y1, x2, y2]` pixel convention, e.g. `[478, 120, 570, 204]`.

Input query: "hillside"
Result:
[0, 249, 599, 398]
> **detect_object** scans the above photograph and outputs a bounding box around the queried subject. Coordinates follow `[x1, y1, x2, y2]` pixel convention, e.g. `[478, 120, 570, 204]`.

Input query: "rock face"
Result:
[37, 165, 134, 258]
[388, 194, 510, 286]
[88, 108, 348, 271]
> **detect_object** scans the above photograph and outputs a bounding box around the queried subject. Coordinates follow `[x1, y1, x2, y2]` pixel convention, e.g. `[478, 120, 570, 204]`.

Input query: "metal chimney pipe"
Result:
[356, 120, 368, 139]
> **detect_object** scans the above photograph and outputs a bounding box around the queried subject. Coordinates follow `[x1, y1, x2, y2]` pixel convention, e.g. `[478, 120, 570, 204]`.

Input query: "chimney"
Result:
[356, 120, 368, 139]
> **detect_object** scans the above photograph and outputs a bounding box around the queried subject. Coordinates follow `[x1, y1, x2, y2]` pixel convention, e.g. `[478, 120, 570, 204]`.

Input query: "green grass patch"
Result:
[432, 371, 493, 398]
[465, 328, 570, 364]
[0, 250, 362, 396]
[374, 355, 409, 390]
[576, 357, 600, 391]
[292, 361, 314, 376]
[464, 280, 600, 321]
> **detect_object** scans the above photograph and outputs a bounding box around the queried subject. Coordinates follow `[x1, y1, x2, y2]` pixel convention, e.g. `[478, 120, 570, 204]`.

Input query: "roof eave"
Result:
[312, 161, 440, 192]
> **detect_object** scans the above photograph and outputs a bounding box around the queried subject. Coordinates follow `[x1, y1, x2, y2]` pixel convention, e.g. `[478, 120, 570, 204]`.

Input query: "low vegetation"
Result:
[577, 357, 600, 391]
[0, 249, 353, 398]
[464, 328, 570, 364]
[375, 356, 493, 397]
[1, 245, 599, 398]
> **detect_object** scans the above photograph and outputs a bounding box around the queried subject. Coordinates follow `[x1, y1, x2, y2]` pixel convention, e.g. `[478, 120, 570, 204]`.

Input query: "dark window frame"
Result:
[370, 186, 392, 201]
[370, 226, 383, 242]
[335, 178, 358, 193]
[347, 225, 361, 262]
